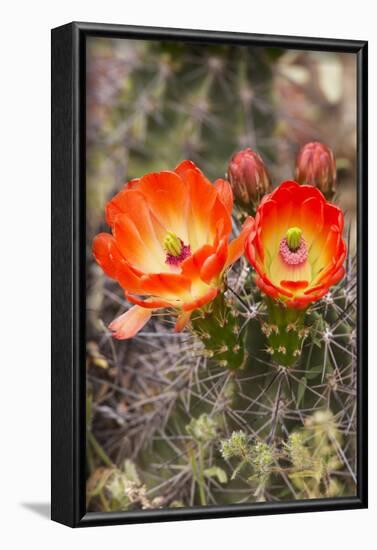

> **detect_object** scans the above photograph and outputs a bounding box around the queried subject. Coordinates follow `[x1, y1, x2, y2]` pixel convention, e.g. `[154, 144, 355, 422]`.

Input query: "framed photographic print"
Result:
[51, 22, 368, 527]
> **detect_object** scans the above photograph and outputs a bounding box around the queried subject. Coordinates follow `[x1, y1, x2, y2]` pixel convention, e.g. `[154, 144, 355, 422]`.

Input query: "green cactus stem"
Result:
[190, 292, 247, 370]
[262, 297, 309, 367]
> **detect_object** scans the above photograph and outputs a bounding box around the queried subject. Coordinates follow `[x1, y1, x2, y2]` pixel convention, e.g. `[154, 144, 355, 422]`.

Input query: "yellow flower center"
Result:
[164, 231, 182, 257]
[286, 227, 302, 252]
[164, 231, 192, 267]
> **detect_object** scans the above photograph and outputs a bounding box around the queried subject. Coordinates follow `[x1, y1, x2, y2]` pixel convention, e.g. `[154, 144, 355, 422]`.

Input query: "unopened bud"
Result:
[296, 142, 336, 199]
[227, 148, 272, 212]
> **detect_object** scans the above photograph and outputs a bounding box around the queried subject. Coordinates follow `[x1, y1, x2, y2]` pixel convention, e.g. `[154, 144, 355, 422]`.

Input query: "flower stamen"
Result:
[164, 231, 191, 266]
[280, 227, 308, 266]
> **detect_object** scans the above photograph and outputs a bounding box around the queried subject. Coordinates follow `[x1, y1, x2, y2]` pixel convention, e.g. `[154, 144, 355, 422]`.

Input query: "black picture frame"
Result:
[51, 21, 368, 528]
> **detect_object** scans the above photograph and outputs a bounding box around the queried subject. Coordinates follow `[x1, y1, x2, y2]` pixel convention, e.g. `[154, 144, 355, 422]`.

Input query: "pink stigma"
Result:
[279, 237, 308, 266]
[165, 240, 191, 266]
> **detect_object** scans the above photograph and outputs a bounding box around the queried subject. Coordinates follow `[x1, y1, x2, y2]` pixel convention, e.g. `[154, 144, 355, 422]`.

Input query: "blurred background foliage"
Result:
[86, 37, 357, 512]
[86, 38, 356, 239]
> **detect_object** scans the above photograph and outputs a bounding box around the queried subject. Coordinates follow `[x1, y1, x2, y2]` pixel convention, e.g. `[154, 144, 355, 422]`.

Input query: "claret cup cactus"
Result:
[93, 146, 346, 370]
[88, 142, 356, 510]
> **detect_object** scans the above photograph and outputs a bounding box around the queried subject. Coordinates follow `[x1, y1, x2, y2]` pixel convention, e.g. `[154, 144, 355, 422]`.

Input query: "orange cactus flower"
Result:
[93, 160, 253, 338]
[245, 180, 346, 309]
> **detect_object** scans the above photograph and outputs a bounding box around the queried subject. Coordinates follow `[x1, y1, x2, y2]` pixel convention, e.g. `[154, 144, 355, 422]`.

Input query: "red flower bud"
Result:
[227, 148, 272, 211]
[296, 142, 336, 199]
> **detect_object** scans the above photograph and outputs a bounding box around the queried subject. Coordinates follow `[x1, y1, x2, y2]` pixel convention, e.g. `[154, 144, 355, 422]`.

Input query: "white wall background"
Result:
[1, 0, 374, 547]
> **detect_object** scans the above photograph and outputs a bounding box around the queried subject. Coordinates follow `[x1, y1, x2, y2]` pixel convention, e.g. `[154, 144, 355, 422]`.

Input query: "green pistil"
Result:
[286, 227, 302, 251]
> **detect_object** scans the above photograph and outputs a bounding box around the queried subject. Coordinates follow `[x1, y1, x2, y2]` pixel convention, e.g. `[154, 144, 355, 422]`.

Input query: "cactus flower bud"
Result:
[227, 148, 272, 212]
[296, 142, 336, 199]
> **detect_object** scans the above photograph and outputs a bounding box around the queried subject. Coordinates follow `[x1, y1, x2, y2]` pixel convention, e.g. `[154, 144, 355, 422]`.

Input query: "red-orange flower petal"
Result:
[174, 311, 192, 332]
[137, 171, 190, 242]
[182, 287, 219, 312]
[93, 233, 118, 279]
[125, 292, 176, 309]
[226, 216, 254, 268]
[215, 178, 233, 216]
[108, 306, 152, 340]
[180, 244, 215, 281]
[181, 166, 218, 248]
[139, 272, 192, 300]
[281, 280, 309, 291]
[200, 237, 228, 284]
